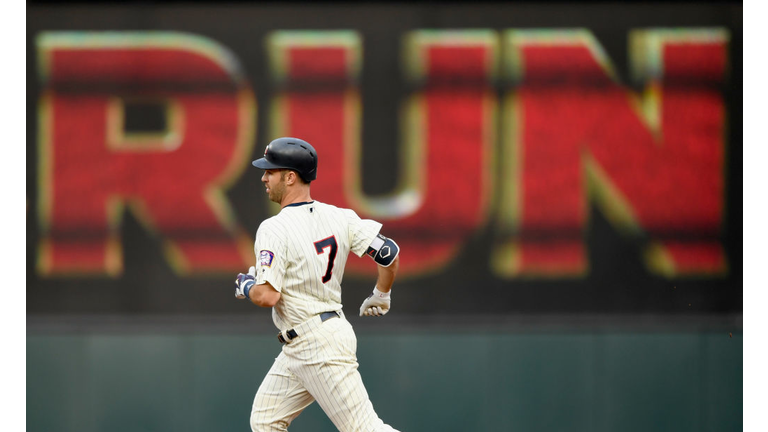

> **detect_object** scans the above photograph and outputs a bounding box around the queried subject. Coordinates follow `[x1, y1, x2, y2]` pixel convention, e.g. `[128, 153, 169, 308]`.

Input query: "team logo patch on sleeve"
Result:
[259, 250, 274, 267]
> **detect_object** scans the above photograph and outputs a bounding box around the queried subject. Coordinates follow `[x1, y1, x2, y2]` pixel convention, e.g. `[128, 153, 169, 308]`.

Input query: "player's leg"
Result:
[251, 351, 315, 432]
[287, 317, 399, 432]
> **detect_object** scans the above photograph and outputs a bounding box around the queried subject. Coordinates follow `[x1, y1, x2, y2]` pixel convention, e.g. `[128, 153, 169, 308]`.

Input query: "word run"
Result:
[35, 29, 729, 279]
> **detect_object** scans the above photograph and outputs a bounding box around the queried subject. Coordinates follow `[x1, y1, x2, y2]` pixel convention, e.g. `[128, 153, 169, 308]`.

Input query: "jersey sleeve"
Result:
[344, 209, 383, 257]
[254, 222, 286, 292]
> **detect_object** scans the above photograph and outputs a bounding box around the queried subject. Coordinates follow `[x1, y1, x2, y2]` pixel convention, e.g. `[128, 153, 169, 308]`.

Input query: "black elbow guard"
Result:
[365, 234, 400, 267]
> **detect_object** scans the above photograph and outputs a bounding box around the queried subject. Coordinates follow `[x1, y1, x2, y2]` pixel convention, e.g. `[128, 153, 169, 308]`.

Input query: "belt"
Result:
[277, 311, 340, 344]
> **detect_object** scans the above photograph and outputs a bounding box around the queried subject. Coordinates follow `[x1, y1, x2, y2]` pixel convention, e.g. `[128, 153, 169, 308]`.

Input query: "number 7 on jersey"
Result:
[314, 236, 338, 283]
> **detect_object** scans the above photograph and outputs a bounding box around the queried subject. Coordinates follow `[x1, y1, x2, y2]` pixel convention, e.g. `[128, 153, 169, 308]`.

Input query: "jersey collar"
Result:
[284, 201, 315, 208]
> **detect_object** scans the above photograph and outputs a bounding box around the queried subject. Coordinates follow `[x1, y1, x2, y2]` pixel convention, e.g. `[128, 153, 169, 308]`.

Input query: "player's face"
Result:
[262, 169, 287, 203]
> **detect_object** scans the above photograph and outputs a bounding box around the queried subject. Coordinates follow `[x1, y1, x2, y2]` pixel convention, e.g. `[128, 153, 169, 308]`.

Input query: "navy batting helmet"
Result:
[252, 137, 318, 182]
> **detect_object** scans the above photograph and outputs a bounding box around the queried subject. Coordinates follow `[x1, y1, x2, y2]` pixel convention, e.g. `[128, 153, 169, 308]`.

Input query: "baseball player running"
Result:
[234, 137, 402, 432]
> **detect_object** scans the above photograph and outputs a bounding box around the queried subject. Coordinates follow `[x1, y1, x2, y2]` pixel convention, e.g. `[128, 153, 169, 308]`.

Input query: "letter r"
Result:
[36, 32, 256, 276]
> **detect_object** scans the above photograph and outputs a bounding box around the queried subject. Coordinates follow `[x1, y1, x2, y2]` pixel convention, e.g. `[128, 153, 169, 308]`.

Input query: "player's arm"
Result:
[237, 224, 285, 308]
[375, 253, 399, 294]
[359, 233, 400, 317]
[248, 282, 281, 308]
[234, 266, 281, 308]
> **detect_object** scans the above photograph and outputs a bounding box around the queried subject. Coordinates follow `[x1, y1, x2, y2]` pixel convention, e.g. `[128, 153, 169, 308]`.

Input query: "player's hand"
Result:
[234, 266, 257, 299]
[359, 287, 391, 317]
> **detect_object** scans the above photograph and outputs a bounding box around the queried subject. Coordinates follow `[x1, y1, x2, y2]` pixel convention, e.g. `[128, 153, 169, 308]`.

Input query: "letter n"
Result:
[493, 28, 729, 278]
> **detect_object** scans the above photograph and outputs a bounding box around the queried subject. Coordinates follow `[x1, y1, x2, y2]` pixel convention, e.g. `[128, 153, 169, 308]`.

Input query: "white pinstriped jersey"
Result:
[254, 200, 382, 331]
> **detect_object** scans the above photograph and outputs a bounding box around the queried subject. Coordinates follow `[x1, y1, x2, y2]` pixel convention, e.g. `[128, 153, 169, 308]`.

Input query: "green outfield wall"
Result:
[27, 330, 742, 432]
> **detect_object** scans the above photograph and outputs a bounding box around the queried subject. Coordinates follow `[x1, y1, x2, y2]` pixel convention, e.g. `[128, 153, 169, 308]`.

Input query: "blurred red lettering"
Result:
[267, 31, 496, 276]
[37, 33, 255, 276]
[36, 29, 730, 280]
[493, 30, 728, 277]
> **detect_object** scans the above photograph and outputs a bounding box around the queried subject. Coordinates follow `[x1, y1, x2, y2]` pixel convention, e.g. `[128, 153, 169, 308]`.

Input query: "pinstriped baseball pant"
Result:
[250, 314, 399, 432]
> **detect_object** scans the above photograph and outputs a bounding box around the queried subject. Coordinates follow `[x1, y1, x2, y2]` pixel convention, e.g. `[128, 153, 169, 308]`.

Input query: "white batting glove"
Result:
[359, 287, 391, 317]
[234, 266, 257, 299]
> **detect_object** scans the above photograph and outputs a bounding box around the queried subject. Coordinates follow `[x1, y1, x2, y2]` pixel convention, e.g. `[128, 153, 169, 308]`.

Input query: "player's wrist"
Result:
[243, 280, 256, 298]
[373, 286, 390, 299]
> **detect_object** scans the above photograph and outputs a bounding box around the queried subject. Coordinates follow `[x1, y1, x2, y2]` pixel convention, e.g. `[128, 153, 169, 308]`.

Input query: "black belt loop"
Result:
[278, 311, 339, 344]
[276, 329, 297, 344]
[320, 311, 339, 322]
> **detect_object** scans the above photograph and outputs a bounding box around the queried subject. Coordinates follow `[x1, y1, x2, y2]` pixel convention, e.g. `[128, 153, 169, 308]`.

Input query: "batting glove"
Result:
[234, 266, 257, 300]
[359, 287, 391, 317]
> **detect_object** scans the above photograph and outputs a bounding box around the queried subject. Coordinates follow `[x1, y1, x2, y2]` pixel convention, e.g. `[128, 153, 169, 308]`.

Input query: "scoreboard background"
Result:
[27, 2, 742, 319]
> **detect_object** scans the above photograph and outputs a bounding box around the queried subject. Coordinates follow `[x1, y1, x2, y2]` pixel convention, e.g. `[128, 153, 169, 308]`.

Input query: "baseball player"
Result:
[234, 137, 402, 432]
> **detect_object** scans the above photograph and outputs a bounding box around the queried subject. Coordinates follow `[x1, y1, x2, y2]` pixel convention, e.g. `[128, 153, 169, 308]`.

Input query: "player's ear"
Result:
[286, 170, 298, 186]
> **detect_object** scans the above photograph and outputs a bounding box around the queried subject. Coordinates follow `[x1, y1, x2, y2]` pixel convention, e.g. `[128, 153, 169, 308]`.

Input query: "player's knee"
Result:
[250, 413, 288, 432]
